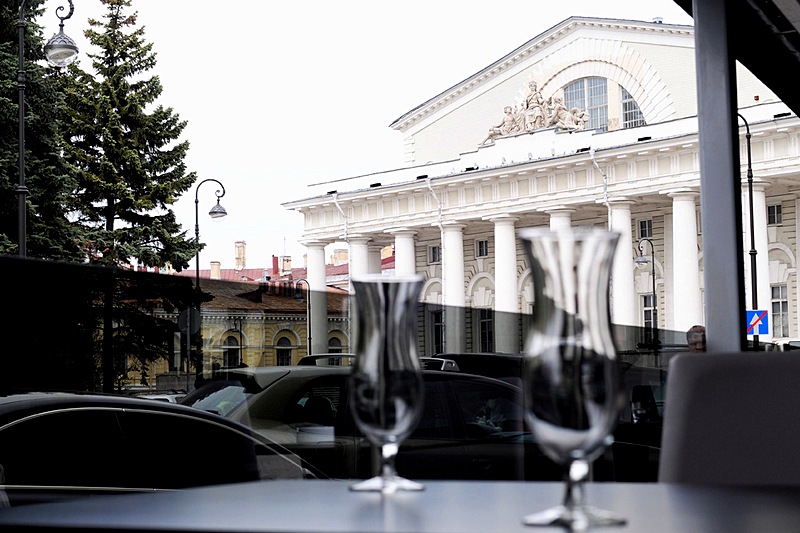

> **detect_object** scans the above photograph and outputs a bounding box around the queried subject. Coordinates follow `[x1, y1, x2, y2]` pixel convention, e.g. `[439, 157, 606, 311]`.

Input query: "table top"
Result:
[1, 480, 799, 532]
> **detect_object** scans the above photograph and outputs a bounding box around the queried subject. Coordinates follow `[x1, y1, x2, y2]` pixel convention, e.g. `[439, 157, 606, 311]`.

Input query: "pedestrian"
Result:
[686, 324, 706, 352]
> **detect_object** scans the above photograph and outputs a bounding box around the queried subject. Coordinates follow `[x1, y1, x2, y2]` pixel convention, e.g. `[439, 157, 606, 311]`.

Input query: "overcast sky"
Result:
[40, 0, 693, 271]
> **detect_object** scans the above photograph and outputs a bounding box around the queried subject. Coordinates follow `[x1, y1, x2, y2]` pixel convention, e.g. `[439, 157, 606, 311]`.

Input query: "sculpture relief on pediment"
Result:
[480, 80, 589, 145]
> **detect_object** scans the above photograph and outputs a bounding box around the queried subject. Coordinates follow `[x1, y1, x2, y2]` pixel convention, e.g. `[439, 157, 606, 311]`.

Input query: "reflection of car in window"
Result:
[182, 365, 653, 482]
[0, 393, 321, 507]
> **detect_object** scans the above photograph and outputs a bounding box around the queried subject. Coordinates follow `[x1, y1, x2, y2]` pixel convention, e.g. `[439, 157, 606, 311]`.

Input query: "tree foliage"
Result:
[61, 0, 199, 270]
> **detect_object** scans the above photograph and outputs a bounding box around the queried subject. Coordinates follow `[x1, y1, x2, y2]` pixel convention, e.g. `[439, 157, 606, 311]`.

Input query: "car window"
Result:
[0, 410, 125, 489]
[411, 381, 453, 439]
[117, 410, 309, 485]
[449, 380, 524, 436]
[182, 380, 251, 416]
[0, 407, 310, 498]
[287, 377, 345, 427]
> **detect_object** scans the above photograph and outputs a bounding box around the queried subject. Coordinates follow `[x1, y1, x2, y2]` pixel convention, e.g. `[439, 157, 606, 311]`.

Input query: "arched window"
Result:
[621, 87, 646, 128]
[276, 336, 292, 366]
[328, 337, 342, 354]
[564, 77, 646, 132]
[223, 336, 240, 368]
[564, 77, 608, 132]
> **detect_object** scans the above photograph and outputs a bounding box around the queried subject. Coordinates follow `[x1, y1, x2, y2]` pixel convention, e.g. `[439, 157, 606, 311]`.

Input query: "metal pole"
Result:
[17, 0, 28, 257]
[639, 238, 658, 354]
[296, 279, 312, 355]
[738, 113, 759, 349]
[193, 178, 226, 374]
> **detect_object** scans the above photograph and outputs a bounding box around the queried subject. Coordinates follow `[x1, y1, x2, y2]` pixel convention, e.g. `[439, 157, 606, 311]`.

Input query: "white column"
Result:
[745, 181, 771, 341]
[547, 208, 574, 230]
[608, 200, 637, 328]
[303, 240, 329, 356]
[670, 191, 704, 333]
[368, 244, 383, 274]
[442, 223, 466, 353]
[348, 236, 370, 279]
[487, 215, 519, 354]
[795, 197, 800, 337]
[388, 229, 417, 276]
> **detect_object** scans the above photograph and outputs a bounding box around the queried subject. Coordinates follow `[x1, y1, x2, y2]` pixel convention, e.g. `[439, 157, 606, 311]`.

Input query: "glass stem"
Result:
[563, 459, 590, 511]
[380, 442, 399, 479]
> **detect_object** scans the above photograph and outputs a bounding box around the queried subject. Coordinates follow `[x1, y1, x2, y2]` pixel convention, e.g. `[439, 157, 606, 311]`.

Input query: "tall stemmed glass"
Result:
[519, 227, 626, 530]
[348, 274, 425, 494]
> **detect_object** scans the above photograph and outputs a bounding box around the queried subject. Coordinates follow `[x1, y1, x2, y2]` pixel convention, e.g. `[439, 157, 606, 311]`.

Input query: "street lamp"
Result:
[17, 0, 79, 257]
[194, 178, 227, 295]
[192, 179, 227, 375]
[635, 238, 658, 354]
[738, 113, 759, 349]
[295, 279, 312, 355]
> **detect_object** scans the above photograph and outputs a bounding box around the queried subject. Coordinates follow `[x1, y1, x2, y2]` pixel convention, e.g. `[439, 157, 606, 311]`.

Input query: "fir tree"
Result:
[61, 0, 198, 270]
[0, 1, 85, 260]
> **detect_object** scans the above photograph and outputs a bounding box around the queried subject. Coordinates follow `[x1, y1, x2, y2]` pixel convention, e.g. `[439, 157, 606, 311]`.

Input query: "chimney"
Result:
[273, 255, 279, 276]
[210, 261, 221, 280]
[235, 241, 245, 270]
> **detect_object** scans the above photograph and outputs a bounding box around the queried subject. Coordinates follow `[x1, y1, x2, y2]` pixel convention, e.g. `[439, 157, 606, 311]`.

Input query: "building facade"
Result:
[283, 17, 799, 356]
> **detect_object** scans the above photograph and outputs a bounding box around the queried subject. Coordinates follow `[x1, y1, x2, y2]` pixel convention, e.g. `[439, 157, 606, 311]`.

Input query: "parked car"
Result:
[137, 392, 186, 403]
[431, 352, 666, 481]
[0, 392, 321, 507]
[182, 366, 656, 482]
[419, 357, 460, 371]
[296, 354, 356, 366]
[183, 366, 556, 481]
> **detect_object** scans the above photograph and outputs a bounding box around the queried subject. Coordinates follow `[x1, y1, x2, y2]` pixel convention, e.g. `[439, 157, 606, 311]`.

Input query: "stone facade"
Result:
[283, 17, 799, 356]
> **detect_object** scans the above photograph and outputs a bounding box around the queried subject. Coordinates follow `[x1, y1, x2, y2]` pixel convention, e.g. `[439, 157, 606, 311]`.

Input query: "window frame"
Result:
[428, 245, 441, 265]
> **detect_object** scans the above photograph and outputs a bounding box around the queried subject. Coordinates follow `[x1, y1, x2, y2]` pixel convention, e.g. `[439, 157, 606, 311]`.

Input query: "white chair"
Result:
[659, 351, 800, 485]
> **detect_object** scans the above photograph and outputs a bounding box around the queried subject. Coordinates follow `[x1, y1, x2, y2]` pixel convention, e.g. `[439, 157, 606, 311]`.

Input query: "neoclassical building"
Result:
[283, 17, 798, 356]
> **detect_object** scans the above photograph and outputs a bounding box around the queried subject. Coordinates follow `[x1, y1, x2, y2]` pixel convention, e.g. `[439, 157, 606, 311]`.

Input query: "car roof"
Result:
[196, 366, 352, 391]
[0, 391, 253, 428]
[296, 354, 356, 366]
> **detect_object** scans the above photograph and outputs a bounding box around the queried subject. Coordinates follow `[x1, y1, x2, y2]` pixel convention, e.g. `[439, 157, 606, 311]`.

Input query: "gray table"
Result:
[1, 480, 798, 532]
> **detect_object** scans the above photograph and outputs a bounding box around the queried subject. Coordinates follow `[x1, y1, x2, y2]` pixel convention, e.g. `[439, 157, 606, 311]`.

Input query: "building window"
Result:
[223, 336, 240, 368]
[476, 239, 489, 258]
[621, 87, 646, 128]
[428, 245, 441, 264]
[768, 204, 783, 225]
[478, 308, 494, 352]
[328, 337, 342, 354]
[276, 336, 292, 366]
[565, 77, 608, 132]
[327, 337, 343, 365]
[772, 285, 790, 338]
[639, 219, 653, 239]
[430, 309, 444, 354]
[643, 294, 658, 344]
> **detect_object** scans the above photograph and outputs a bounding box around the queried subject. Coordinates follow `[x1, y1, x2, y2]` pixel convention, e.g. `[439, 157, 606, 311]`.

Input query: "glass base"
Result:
[522, 504, 626, 530]
[349, 475, 425, 494]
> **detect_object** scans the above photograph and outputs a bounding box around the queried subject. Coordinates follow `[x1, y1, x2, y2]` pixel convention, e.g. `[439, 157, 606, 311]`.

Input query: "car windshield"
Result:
[181, 381, 252, 416]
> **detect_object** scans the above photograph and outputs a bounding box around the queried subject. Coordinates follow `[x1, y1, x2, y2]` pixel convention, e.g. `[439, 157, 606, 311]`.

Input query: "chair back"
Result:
[659, 351, 800, 485]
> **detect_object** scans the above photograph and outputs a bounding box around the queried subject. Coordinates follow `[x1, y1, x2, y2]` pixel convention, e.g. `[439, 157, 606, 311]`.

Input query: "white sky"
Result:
[41, 0, 693, 271]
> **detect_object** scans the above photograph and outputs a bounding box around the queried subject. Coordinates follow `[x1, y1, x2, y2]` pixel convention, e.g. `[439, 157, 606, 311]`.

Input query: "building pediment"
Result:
[387, 17, 700, 167]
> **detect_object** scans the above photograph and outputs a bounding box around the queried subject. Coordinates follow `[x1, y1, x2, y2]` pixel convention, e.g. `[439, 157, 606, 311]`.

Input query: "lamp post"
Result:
[738, 113, 759, 349]
[192, 179, 227, 374]
[17, 0, 79, 257]
[295, 279, 312, 355]
[194, 179, 228, 294]
[636, 238, 658, 354]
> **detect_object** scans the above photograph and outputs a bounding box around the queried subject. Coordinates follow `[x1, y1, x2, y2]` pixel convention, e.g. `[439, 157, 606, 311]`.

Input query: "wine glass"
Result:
[348, 274, 425, 494]
[519, 227, 626, 529]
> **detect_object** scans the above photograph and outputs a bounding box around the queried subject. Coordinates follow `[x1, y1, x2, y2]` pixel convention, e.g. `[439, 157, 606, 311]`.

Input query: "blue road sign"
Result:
[746, 310, 769, 335]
